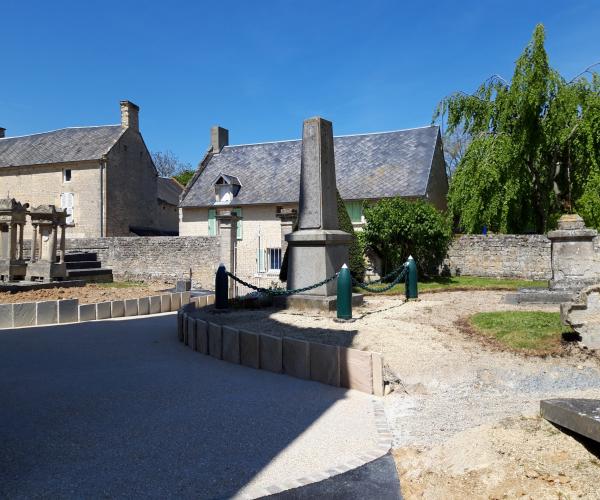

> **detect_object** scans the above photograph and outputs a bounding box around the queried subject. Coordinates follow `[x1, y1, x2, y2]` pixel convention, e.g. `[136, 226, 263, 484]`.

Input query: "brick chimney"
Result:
[120, 100, 139, 131]
[0, 128, 5, 139]
[211, 126, 229, 153]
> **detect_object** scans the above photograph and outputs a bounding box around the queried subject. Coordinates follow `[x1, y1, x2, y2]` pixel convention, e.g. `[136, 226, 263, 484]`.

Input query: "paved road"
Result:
[0, 314, 378, 499]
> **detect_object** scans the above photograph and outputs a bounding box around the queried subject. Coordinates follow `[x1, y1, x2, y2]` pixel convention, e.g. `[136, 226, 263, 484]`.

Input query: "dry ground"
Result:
[198, 291, 600, 499]
[0, 282, 170, 305]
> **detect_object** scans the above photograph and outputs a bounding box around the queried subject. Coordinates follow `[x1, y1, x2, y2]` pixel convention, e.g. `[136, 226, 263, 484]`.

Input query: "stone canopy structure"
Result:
[27, 205, 68, 281]
[0, 198, 28, 281]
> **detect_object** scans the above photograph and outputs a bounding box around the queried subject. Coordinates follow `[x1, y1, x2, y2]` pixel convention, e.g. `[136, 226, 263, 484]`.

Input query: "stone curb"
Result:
[230, 398, 392, 500]
[0, 292, 207, 330]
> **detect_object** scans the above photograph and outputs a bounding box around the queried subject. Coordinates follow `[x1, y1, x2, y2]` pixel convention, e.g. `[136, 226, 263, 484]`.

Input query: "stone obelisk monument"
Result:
[285, 117, 357, 310]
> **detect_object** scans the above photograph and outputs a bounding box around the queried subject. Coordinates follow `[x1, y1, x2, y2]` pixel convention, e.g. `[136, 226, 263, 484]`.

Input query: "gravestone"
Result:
[541, 399, 600, 444]
[284, 117, 362, 311]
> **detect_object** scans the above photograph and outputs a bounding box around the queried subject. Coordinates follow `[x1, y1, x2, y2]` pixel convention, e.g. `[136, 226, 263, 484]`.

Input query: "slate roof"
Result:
[157, 177, 183, 205]
[181, 125, 441, 208]
[0, 125, 125, 168]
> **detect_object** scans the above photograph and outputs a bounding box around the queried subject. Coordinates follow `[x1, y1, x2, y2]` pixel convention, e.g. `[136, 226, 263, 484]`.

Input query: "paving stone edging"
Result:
[178, 303, 385, 397]
[232, 399, 393, 500]
[0, 291, 198, 330]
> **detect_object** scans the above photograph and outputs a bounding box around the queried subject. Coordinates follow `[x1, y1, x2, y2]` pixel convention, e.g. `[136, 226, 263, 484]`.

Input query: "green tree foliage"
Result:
[174, 169, 195, 187]
[362, 198, 452, 275]
[434, 24, 600, 233]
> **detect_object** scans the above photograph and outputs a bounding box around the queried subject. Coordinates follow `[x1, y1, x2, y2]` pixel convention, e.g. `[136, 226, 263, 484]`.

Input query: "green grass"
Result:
[94, 281, 145, 288]
[468, 311, 566, 352]
[356, 275, 548, 295]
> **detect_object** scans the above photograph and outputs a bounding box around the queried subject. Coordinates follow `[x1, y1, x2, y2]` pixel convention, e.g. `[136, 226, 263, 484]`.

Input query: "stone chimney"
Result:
[120, 100, 139, 131]
[0, 128, 5, 139]
[211, 126, 229, 153]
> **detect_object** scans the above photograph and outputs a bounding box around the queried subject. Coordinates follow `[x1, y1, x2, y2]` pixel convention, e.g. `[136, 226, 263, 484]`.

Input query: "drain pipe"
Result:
[99, 155, 107, 237]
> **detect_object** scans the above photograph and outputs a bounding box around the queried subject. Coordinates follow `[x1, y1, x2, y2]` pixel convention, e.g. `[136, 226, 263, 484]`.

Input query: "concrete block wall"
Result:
[444, 234, 552, 280]
[0, 292, 205, 330]
[64, 236, 219, 288]
[178, 304, 385, 396]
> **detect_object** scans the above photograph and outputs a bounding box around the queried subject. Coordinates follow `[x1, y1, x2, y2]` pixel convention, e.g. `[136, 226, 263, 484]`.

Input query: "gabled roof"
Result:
[180, 125, 441, 208]
[157, 177, 183, 205]
[0, 125, 125, 168]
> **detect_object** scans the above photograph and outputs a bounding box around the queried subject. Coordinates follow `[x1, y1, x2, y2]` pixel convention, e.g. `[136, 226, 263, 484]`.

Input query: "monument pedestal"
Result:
[275, 293, 364, 314]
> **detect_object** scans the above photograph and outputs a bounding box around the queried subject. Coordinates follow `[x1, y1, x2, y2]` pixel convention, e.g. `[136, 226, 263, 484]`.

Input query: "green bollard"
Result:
[405, 255, 418, 300]
[215, 264, 229, 309]
[337, 264, 352, 320]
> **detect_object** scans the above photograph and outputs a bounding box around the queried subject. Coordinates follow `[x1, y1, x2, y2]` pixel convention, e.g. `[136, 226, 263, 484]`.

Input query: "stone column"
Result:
[216, 210, 239, 297]
[548, 214, 600, 291]
[276, 208, 297, 255]
[31, 224, 38, 262]
[59, 225, 66, 264]
[8, 223, 16, 261]
[18, 223, 24, 261]
[50, 225, 58, 263]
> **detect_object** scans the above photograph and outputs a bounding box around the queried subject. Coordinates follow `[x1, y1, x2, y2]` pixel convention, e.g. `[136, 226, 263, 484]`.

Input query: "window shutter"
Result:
[208, 209, 216, 236]
[235, 208, 243, 240]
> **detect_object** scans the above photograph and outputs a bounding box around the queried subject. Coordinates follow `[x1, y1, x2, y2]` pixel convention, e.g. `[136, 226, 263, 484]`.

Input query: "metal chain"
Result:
[362, 263, 407, 285]
[226, 271, 339, 297]
[352, 266, 407, 293]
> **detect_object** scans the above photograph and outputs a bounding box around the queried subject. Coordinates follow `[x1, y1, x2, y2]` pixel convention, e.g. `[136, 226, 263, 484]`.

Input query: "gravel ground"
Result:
[0, 282, 170, 305]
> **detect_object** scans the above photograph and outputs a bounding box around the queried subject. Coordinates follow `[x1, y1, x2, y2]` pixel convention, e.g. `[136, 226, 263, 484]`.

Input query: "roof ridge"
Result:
[0, 124, 121, 141]
[222, 125, 438, 149]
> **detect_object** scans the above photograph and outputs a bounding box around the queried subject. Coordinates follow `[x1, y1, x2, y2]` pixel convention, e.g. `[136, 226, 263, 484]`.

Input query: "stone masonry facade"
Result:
[444, 234, 552, 280]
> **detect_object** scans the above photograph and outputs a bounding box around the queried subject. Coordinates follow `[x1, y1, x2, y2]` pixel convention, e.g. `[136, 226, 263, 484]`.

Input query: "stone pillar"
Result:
[285, 117, 354, 299]
[18, 223, 24, 261]
[216, 210, 239, 297]
[31, 224, 38, 262]
[276, 208, 297, 255]
[59, 225, 66, 264]
[548, 214, 600, 291]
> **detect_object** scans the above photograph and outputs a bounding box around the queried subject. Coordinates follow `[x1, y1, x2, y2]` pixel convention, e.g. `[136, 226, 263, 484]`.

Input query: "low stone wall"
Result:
[178, 303, 385, 396]
[64, 237, 219, 287]
[443, 234, 552, 280]
[0, 291, 211, 329]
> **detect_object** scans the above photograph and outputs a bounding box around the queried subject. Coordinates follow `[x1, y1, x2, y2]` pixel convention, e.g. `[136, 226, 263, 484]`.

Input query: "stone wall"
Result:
[444, 234, 552, 280]
[65, 236, 219, 287]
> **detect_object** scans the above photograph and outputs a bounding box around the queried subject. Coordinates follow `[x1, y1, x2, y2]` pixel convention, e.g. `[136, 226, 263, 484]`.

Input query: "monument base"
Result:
[26, 261, 67, 281]
[275, 293, 363, 314]
[505, 287, 576, 304]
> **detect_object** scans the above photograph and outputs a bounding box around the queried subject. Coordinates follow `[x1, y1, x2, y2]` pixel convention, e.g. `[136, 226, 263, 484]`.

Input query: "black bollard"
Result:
[215, 264, 228, 309]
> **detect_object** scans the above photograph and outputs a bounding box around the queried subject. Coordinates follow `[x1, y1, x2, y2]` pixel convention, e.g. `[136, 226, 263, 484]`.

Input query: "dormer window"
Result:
[213, 173, 241, 205]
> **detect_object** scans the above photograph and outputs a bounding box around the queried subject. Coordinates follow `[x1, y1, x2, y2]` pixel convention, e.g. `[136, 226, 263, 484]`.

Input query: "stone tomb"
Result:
[541, 398, 600, 444]
[0, 198, 28, 281]
[26, 205, 68, 281]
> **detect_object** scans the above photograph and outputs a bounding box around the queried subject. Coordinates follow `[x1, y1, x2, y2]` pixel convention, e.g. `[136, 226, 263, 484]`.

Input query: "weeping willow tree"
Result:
[434, 24, 600, 233]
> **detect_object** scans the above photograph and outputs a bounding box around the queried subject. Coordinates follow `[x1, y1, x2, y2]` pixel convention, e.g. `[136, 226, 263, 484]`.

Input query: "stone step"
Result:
[64, 252, 98, 263]
[66, 268, 113, 283]
[65, 260, 102, 270]
[541, 399, 600, 444]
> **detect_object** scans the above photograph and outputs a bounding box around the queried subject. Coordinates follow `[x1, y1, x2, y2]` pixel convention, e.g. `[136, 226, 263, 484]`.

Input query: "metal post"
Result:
[215, 264, 229, 309]
[337, 264, 352, 320]
[405, 255, 418, 300]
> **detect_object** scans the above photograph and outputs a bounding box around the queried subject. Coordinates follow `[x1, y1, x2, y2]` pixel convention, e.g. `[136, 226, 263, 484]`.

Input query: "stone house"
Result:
[179, 124, 448, 286]
[0, 100, 166, 238]
[156, 177, 183, 235]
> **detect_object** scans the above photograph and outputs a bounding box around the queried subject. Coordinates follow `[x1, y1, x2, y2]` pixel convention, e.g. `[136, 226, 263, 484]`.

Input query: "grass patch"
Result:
[356, 276, 547, 295]
[468, 311, 566, 352]
[94, 281, 145, 288]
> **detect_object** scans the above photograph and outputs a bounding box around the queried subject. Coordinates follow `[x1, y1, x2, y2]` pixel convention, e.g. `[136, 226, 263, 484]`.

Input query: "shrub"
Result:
[362, 198, 452, 276]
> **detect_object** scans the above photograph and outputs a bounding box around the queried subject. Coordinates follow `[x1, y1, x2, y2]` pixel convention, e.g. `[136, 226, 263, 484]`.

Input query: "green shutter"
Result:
[234, 208, 243, 240]
[345, 201, 362, 223]
[208, 209, 216, 236]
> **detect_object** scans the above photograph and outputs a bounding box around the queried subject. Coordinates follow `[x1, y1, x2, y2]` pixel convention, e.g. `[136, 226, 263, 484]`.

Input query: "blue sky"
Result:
[2, 0, 599, 166]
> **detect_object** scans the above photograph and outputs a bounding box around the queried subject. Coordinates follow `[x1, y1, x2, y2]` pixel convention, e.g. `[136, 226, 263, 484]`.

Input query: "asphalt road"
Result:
[0, 314, 379, 499]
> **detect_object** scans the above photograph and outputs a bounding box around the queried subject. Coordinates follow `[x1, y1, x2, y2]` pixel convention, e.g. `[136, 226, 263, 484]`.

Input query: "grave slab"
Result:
[79, 304, 96, 322]
[195, 295, 208, 308]
[340, 347, 373, 394]
[260, 334, 283, 373]
[13, 302, 36, 327]
[222, 326, 240, 364]
[283, 337, 310, 379]
[372, 353, 385, 396]
[36, 301, 58, 326]
[111, 300, 125, 318]
[206, 294, 215, 306]
[58, 299, 78, 324]
[186, 317, 196, 348]
[310, 342, 340, 387]
[195, 319, 208, 354]
[138, 297, 150, 316]
[160, 294, 171, 313]
[125, 299, 138, 317]
[208, 322, 222, 359]
[96, 302, 112, 320]
[149, 296, 161, 314]
[182, 291, 191, 305]
[240, 330, 260, 369]
[170, 293, 181, 312]
[541, 398, 600, 443]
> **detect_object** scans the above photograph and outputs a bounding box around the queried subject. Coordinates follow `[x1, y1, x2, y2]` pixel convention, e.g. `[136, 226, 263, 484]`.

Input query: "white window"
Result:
[267, 248, 282, 271]
[63, 169, 72, 182]
[60, 192, 75, 225]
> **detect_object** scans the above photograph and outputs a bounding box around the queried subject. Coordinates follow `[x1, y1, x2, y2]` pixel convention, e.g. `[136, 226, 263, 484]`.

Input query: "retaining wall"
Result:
[64, 237, 219, 287]
[444, 234, 552, 280]
[178, 304, 385, 396]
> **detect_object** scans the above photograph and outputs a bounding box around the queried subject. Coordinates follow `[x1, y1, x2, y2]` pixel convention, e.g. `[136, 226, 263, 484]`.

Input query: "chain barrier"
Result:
[352, 266, 407, 293]
[361, 263, 407, 285]
[226, 271, 339, 297]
